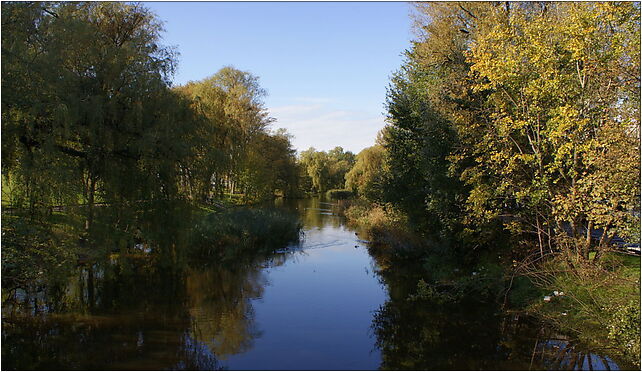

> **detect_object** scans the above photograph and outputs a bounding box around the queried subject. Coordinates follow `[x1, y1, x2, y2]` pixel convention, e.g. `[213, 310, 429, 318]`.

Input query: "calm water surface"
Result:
[1, 198, 631, 370]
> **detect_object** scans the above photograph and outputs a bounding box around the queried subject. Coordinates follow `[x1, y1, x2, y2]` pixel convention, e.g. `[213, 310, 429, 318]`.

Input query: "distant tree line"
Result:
[297, 146, 355, 194]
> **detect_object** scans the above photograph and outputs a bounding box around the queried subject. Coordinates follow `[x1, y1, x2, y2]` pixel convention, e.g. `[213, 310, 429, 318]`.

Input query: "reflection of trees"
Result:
[369, 250, 527, 370]
[2, 260, 199, 370]
[3, 200, 296, 369]
[529, 337, 633, 370]
[370, 251, 631, 370]
[284, 197, 342, 230]
[186, 264, 267, 359]
[372, 297, 521, 370]
[3, 255, 282, 369]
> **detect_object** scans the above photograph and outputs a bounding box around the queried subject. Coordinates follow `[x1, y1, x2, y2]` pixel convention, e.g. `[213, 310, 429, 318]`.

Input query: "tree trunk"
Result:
[594, 227, 613, 262]
[85, 174, 96, 232]
[536, 213, 544, 258]
[584, 220, 593, 260]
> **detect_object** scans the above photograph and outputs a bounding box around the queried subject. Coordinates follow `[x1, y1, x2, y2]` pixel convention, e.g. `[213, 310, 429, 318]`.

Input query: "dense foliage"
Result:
[297, 146, 355, 194]
[379, 2, 640, 260]
[341, 2, 641, 365]
[1, 2, 302, 291]
[2, 2, 299, 221]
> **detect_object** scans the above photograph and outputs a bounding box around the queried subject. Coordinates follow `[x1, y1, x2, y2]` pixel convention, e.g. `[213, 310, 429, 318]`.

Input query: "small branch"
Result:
[458, 5, 478, 20]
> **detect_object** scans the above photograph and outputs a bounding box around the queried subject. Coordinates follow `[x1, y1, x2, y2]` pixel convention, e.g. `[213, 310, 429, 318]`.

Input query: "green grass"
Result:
[188, 207, 302, 263]
[526, 252, 641, 367]
[617, 253, 641, 278]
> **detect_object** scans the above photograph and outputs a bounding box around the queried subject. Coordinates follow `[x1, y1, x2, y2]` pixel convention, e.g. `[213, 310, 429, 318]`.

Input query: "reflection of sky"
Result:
[540, 340, 621, 371]
[222, 201, 386, 370]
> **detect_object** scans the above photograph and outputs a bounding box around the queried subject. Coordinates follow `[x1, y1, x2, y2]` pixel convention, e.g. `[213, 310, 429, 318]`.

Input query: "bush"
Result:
[189, 207, 302, 262]
[1, 216, 76, 292]
[325, 189, 353, 199]
[527, 253, 641, 368]
[607, 299, 641, 363]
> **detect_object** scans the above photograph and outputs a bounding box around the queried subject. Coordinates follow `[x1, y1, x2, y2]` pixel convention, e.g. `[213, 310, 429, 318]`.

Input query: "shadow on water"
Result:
[363, 225, 635, 371]
[1, 197, 633, 370]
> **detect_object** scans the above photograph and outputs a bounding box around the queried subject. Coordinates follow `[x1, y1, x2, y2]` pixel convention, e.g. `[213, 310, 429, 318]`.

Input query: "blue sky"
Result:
[146, 2, 413, 153]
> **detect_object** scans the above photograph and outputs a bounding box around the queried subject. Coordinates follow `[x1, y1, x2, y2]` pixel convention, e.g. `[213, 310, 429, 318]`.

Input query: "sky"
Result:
[146, 2, 414, 154]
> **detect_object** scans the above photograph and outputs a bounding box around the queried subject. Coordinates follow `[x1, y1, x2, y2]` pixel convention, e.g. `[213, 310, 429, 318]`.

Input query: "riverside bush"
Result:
[528, 253, 641, 368]
[189, 208, 302, 262]
[325, 189, 353, 199]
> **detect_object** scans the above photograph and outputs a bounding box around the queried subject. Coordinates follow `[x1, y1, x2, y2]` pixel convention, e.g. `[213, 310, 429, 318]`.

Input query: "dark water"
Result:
[1, 198, 631, 370]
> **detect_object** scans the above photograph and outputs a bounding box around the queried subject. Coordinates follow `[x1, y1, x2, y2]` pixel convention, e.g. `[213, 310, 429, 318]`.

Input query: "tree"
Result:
[385, 2, 640, 261]
[464, 2, 640, 259]
[176, 66, 274, 200]
[2, 2, 185, 229]
[345, 145, 385, 201]
[297, 147, 355, 194]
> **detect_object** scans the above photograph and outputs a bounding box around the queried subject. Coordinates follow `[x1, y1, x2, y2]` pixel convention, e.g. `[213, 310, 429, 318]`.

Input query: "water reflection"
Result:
[186, 266, 265, 359]
[2, 198, 633, 370]
[367, 245, 634, 371]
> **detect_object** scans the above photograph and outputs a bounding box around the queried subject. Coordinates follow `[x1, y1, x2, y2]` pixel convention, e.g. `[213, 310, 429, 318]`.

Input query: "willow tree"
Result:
[177, 67, 273, 200]
[297, 147, 355, 194]
[345, 144, 386, 202]
[2, 2, 186, 230]
[236, 128, 298, 201]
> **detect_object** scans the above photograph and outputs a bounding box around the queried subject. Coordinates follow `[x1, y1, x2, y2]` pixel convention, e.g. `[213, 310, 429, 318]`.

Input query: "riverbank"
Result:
[339, 198, 641, 368]
[2, 198, 385, 370]
[2, 200, 302, 301]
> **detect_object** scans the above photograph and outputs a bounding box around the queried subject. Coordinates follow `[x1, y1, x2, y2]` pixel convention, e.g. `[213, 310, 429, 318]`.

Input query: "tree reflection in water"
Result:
[186, 263, 266, 359]
[368, 251, 634, 371]
[2, 201, 293, 370]
[2, 253, 292, 370]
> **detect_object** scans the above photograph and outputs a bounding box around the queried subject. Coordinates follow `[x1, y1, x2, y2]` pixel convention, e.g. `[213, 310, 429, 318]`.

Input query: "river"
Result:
[1, 198, 631, 370]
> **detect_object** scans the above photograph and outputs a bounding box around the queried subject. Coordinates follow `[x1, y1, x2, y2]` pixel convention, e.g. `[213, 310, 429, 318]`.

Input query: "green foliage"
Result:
[377, 4, 641, 362]
[1, 2, 301, 306]
[345, 145, 386, 201]
[607, 299, 641, 364]
[298, 147, 355, 194]
[382, 55, 466, 238]
[176, 68, 297, 202]
[2, 2, 299, 218]
[407, 279, 458, 304]
[383, 1, 640, 257]
[189, 208, 302, 262]
[1, 216, 76, 290]
[325, 189, 353, 199]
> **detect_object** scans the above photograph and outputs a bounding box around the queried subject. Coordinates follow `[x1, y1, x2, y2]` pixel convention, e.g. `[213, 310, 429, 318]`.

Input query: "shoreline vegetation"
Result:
[1, 1, 640, 370]
[329, 2, 640, 367]
[338, 198, 640, 367]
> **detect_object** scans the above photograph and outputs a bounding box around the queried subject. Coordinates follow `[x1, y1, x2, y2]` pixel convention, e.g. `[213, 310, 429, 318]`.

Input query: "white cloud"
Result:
[291, 97, 334, 104]
[268, 103, 385, 154]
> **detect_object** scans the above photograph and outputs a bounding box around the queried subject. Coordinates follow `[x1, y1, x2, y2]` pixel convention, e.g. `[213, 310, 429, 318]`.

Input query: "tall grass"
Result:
[189, 207, 302, 262]
[523, 251, 641, 367]
[325, 189, 353, 199]
[341, 199, 422, 257]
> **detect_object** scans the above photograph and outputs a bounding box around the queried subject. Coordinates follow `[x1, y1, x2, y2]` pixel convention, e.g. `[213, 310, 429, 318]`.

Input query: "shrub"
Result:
[188, 207, 302, 262]
[526, 253, 641, 368]
[1, 216, 76, 292]
[325, 189, 353, 199]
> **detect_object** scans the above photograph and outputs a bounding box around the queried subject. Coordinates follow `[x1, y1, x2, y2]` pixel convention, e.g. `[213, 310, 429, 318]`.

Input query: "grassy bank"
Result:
[2, 201, 302, 295]
[342, 198, 641, 367]
[520, 252, 641, 367]
[340, 199, 422, 258]
[188, 207, 302, 263]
